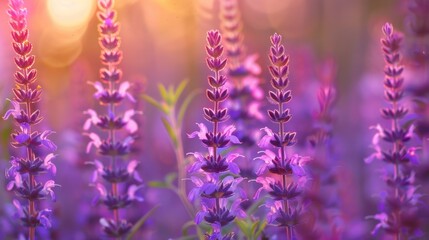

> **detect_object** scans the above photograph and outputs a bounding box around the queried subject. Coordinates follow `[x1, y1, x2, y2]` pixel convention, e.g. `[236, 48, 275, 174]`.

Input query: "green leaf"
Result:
[158, 84, 169, 102]
[141, 94, 169, 114]
[1, 102, 12, 160]
[250, 221, 259, 236]
[161, 117, 178, 148]
[165, 172, 177, 186]
[176, 235, 199, 240]
[255, 220, 267, 237]
[125, 205, 159, 240]
[147, 181, 170, 189]
[157, 83, 175, 106]
[148, 172, 177, 189]
[198, 222, 211, 233]
[235, 219, 251, 238]
[181, 220, 206, 239]
[173, 79, 189, 102]
[165, 85, 175, 105]
[181, 220, 196, 237]
[178, 89, 201, 126]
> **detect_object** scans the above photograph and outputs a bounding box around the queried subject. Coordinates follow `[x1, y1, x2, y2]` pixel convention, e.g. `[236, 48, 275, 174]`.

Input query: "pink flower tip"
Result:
[270, 33, 282, 45]
[207, 30, 222, 48]
[382, 22, 393, 37]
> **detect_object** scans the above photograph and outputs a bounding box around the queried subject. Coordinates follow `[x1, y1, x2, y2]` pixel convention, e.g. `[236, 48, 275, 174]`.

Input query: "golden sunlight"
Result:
[47, 0, 95, 28]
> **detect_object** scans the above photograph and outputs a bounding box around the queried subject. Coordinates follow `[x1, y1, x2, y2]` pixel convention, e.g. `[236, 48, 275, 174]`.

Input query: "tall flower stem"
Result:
[24, 60, 36, 240]
[173, 129, 194, 219]
[188, 30, 244, 239]
[170, 107, 196, 219]
[274, 36, 291, 240]
[4, 1, 58, 239]
[366, 22, 421, 239]
[384, 24, 403, 240]
[254, 33, 305, 239]
[219, 0, 265, 157]
[108, 48, 120, 230]
[84, 0, 143, 238]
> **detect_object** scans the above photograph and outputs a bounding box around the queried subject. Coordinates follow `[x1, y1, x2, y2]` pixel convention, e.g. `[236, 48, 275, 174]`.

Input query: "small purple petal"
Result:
[195, 211, 206, 224]
[228, 162, 240, 174]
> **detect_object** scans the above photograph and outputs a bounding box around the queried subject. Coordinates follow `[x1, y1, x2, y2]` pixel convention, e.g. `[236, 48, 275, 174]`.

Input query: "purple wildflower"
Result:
[188, 30, 245, 239]
[3, 0, 58, 239]
[365, 22, 421, 239]
[220, 0, 264, 150]
[84, 0, 142, 238]
[297, 60, 343, 239]
[254, 33, 307, 239]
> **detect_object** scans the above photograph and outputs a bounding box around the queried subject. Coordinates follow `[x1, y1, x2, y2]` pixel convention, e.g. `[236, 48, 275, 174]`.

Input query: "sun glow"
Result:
[47, 0, 95, 28]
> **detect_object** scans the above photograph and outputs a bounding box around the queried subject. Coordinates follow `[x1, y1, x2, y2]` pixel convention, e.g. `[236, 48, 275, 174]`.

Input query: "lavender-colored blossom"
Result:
[254, 33, 307, 239]
[296, 60, 344, 239]
[219, 0, 264, 151]
[219, 1, 265, 214]
[84, 0, 142, 238]
[365, 22, 421, 239]
[188, 30, 245, 239]
[2, 0, 58, 239]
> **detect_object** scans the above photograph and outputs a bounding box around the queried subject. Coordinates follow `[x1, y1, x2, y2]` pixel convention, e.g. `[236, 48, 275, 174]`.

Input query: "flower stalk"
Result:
[300, 60, 341, 239]
[3, 0, 58, 239]
[188, 30, 245, 239]
[84, 0, 143, 238]
[365, 22, 421, 239]
[219, 0, 264, 151]
[254, 33, 306, 240]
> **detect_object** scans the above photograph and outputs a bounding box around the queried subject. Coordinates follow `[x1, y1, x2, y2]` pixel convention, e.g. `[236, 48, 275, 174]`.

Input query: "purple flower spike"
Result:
[188, 30, 245, 238]
[84, 0, 142, 238]
[3, 0, 58, 239]
[254, 33, 307, 239]
[365, 22, 422, 239]
[297, 59, 342, 239]
[270, 33, 282, 46]
[382, 23, 393, 36]
[219, 1, 265, 195]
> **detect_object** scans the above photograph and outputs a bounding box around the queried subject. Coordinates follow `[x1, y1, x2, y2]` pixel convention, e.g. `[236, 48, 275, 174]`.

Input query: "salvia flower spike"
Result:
[220, 0, 244, 71]
[220, 0, 265, 149]
[300, 60, 341, 238]
[84, 0, 143, 238]
[188, 30, 245, 239]
[254, 33, 306, 239]
[365, 22, 421, 239]
[3, 0, 58, 239]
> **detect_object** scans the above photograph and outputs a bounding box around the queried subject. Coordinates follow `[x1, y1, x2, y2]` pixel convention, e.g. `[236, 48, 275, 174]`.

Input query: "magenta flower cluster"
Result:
[301, 62, 340, 239]
[83, 0, 143, 238]
[220, 0, 264, 150]
[188, 30, 245, 239]
[365, 23, 421, 239]
[254, 33, 307, 238]
[3, 0, 58, 239]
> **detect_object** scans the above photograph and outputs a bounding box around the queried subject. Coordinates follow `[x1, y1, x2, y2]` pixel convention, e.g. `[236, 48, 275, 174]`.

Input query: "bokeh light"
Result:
[38, 28, 83, 68]
[42, 0, 95, 68]
[47, 0, 95, 28]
